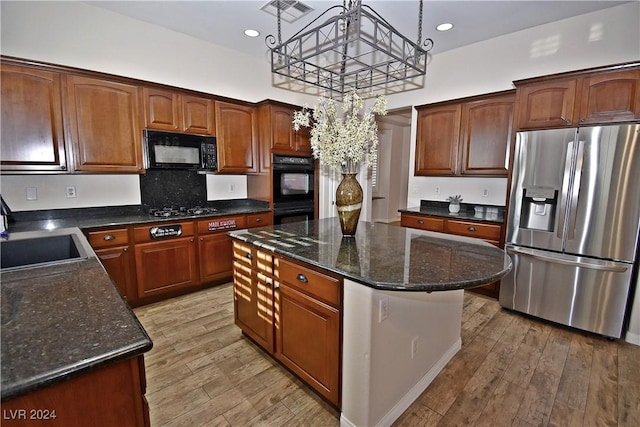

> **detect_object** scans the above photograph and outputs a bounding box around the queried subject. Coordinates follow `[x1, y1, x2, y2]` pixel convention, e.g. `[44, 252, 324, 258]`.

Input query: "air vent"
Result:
[261, 0, 313, 23]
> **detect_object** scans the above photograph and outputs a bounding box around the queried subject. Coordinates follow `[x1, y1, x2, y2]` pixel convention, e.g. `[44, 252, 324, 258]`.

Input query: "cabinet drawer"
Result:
[247, 212, 272, 228]
[133, 221, 195, 243]
[86, 228, 129, 249]
[446, 220, 501, 240]
[197, 215, 247, 234]
[400, 214, 445, 232]
[276, 257, 340, 307]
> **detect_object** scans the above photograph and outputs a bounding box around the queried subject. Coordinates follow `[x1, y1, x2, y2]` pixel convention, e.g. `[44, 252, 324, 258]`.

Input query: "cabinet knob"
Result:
[418, 220, 424, 224]
[123, 247, 128, 252]
[274, 283, 280, 290]
[296, 273, 308, 283]
[190, 238, 194, 242]
[467, 226, 477, 231]
[103, 234, 115, 241]
[560, 116, 571, 124]
[61, 165, 67, 170]
[200, 237, 204, 241]
[246, 253, 253, 260]
[255, 218, 262, 222]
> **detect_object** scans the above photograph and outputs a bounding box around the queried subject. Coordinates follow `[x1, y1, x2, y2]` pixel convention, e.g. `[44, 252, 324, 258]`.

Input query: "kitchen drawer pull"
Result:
[103, 234, 115, 241]
[255, 218, 262, 222]
[296, 273, 308, 283]
[246, 253, 253, 260]
[418, 220, 424, 224]
[467, 226, 477, 231]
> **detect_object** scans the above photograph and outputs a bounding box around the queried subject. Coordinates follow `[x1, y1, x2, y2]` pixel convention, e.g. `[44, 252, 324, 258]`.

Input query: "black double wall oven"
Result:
[272, 154, 315, 226]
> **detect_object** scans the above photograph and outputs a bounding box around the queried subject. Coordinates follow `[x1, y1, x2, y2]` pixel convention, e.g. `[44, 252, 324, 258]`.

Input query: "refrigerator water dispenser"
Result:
[519, 188, 557, 232]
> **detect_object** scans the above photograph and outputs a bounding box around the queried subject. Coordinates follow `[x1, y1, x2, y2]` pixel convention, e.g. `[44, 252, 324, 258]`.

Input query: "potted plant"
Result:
[447, 195, 463, 213]
[293, 91, 387, 236]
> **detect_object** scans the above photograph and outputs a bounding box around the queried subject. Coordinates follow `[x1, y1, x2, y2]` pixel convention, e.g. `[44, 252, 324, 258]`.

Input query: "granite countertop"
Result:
[7, 199, 271, 233]
[1, 228, 152, 401]
[228, 218, 512, 292]
[400, 200, 505, 224]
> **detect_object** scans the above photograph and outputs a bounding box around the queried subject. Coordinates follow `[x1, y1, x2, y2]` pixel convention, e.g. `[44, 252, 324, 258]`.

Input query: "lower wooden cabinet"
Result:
[85, 227, 136, 301]
[233, 241, 275, 351]
[400, 212, 503, 298]
[1, 357, 150, 427]
[232, 245, 342, 407]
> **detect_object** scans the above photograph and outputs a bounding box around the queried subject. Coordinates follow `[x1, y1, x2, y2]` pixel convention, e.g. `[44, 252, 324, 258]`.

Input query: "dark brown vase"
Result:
[335, 173, 362, 236]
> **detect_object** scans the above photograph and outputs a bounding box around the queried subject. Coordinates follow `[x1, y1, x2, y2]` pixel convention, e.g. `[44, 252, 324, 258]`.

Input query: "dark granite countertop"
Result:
[400, 200, 505, 224]
[228, 218, 512, 292]
[7, 199, 271, 233]
[1, 228, 152, 401]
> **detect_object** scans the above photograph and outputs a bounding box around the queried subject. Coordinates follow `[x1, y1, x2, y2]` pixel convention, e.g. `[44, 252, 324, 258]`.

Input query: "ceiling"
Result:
[88, 0, 630, 59]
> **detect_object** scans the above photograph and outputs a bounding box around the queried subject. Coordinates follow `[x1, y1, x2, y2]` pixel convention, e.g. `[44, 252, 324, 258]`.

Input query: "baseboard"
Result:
[625, 330, 640, 346]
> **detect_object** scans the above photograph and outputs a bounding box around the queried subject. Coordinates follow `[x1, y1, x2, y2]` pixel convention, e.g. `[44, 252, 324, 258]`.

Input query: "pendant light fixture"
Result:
[266, 0, 433, 95]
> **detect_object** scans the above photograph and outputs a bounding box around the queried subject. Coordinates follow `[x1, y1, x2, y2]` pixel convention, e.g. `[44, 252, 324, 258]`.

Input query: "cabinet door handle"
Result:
[418, 220, 424, 224]
[246, 253, 253, 260]
[255, 218, 262, 222]
[190, 238, 194, 242]
[103, 234, 115, 241]
[200, 237, 204, 241]
[123, 247, 128, 252]
[560, 116, 571, 124]
[467, 226, 477, 231]
[296, 273, 308, 283]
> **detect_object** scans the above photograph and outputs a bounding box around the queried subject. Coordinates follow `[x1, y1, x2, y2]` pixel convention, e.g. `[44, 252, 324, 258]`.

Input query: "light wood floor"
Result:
[134, 283, 640, 427]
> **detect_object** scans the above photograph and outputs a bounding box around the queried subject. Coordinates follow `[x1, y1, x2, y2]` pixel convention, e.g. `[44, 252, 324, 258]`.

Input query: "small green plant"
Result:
[447, 195, 463, 204]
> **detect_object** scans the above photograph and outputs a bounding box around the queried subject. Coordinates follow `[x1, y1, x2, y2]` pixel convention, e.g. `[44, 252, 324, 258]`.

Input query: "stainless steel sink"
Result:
[1, 233, 89, 271]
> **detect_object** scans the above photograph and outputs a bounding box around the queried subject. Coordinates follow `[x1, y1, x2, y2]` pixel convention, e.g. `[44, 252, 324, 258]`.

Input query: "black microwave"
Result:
[144, 130, 217, 171]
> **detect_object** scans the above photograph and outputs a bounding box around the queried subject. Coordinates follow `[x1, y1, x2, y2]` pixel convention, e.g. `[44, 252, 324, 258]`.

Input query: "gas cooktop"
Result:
[147, 206, 218, 218]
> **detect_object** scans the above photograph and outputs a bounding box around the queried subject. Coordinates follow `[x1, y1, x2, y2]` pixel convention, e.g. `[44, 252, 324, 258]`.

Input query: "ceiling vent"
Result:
[261, 0, 313, 23]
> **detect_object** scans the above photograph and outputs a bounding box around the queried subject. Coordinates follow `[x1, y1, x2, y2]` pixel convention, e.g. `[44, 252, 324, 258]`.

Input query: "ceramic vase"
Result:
[335, 173, 362, 236]
[449, 203, 460, 214]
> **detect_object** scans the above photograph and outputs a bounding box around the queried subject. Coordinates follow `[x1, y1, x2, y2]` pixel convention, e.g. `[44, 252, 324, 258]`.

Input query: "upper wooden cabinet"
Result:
[267, 104, 313, 156]
[515, 66, 640, 129]
[415, 90, 515, 177]
[143, 87, 215, 135]
[215, 101, 257, 174]
[0, 64, 67, 172]
[65, 75, 144, 173]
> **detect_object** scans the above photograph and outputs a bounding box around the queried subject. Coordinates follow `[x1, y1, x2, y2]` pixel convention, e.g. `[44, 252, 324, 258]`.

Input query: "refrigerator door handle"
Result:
[567, 139, 585, 240]
[557, 140, 575, 239]
[507, 246, 629, 272]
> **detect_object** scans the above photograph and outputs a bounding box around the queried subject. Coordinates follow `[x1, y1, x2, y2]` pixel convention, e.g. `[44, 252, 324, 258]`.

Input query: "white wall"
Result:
[0, 0, 316, 210]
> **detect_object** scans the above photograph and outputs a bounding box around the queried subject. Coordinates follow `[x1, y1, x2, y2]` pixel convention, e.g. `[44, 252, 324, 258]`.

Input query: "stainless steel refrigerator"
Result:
[500, 124, 640, 338]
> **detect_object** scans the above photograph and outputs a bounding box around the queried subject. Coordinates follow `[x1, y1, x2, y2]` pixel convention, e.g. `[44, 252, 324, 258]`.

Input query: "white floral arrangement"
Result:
[292, 91, 387, 174]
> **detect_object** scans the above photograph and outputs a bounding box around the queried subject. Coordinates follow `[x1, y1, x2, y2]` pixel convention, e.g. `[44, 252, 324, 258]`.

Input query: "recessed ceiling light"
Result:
[244, 29, 260, 38]
[436, 23, 454, 32]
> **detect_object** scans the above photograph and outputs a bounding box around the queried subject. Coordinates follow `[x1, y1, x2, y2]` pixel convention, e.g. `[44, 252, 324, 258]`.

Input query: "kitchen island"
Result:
[228, 218, 511, 426]
[1, 228, 153, 427]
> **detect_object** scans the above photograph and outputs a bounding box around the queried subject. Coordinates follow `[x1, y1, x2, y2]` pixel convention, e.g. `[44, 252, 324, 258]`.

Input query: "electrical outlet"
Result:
[378, 296, 389, 323]
[228, 184, 235, 193]
[482, 188, 489, 197]
[66, 186, 77, 198]
[435, 186, 441, 195]
[411, 336, 419, 359]
[26, 187, 37, 201]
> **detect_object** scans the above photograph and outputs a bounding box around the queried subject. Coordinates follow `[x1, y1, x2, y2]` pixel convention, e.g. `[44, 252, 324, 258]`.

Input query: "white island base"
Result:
[341, 279, 464, 426]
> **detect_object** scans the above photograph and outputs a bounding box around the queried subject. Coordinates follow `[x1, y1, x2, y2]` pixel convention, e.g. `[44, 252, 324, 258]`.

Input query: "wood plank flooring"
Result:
[134, 283, 640, 426]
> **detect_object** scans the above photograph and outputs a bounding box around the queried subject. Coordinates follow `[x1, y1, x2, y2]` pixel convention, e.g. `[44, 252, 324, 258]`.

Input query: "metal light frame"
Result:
[266, 0, 433, 95]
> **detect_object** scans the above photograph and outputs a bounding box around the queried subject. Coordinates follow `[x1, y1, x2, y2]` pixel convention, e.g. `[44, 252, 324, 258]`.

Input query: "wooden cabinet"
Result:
[274, 257, 341, 406]
[85, 227, 136, 302]
[143, 87, 215, 135]
[232, 241, 275, 351]
[215, 101, 257, 174]
[400, 212, 503, 298]
[231, 246, 342, 407]
[1, 356, 150, 427]
[263, 103, 313, 156]
[0, 64, 67, 173]
[197, 215, 247, 283]
[415, 90, 515, 177]
[133, 222, 198, 298]
[515, 66, 640, 129]
[65, 75, 144, 173]
[246, 211, 273, 228]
